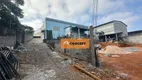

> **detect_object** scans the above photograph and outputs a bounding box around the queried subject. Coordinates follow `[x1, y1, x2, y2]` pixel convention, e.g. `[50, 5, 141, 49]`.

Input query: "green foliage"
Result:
[2, 0, 24, 18]
[0, 0, 24, 17]
[0, 0, 24, 30]
[15, 0, 24, 5]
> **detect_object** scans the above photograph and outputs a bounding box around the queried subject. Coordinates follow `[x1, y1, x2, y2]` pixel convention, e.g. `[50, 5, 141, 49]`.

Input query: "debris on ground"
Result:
[87, 63, 95, 69]
[99, 46, 126, 54]
[17, 39, 92, 80]
[111, 55, 120, 58]
[22, 66, 56, 80]
[104, 54, 120, 58]
[98, 46, 139, 55]
[95, 44, 102, 50]
[124, 47, 139, 52]
[52, 52, 62, 59]
[15, 43, 27, 52]
[103, 69, 114, 77]
[14, 39, 142, 80]
[73, 63, 101, 80]
[99, 44, 142, 80]
[117, 72, 129, 80]
[60, 59, 72, 68]
[139, 64, 142, 66]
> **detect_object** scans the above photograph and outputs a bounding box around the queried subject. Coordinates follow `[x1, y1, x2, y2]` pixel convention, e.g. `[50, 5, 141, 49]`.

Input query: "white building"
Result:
[94, 20, 128, 42]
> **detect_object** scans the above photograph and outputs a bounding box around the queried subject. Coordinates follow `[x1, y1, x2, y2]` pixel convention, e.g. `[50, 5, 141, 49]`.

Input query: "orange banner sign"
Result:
[61, 38, 89, 49]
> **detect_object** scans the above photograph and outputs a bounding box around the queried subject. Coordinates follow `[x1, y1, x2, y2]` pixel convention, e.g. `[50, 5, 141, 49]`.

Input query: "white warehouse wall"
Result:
[94, 21, 128, 37]
[95, 23, 115, 35]
[114, 21, 128, 37]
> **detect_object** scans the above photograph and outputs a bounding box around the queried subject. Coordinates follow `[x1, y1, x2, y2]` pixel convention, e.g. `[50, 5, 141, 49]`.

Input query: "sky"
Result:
[19, 0, 142, 32]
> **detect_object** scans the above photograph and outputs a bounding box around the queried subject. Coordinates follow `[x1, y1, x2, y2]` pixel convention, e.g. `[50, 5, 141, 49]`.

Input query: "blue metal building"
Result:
[42, 17, 88, 41]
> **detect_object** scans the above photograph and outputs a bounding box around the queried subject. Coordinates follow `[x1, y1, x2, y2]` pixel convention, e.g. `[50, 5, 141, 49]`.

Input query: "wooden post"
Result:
[89, 26, 96, 66]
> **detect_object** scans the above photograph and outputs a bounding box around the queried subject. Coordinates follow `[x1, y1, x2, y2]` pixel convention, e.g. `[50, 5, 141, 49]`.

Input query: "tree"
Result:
[0, 0, 25, 48]
[0, 0, 24, 29]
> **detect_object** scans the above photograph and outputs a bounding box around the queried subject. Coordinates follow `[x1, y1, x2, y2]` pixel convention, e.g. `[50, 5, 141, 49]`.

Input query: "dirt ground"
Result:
[98, 42, 142, 80]
[15, 39, 142, 80]
[15, 39, 93, 80]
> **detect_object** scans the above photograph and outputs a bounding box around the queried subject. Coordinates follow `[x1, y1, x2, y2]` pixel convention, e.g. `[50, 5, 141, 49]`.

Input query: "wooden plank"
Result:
[73, 64, 101, 80]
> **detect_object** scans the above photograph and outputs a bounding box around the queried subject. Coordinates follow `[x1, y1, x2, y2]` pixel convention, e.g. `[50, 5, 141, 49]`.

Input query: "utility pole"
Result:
[90, 26, 96, 66]
[89, 0, 99, 67]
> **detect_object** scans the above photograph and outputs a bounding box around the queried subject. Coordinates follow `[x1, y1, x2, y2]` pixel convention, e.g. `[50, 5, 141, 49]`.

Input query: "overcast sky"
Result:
[20, 0, 142, 31]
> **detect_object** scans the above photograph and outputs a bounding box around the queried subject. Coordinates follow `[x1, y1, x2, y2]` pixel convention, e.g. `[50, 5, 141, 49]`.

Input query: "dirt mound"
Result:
[99, 46, 133, 55]
[98, 42, 132, 48]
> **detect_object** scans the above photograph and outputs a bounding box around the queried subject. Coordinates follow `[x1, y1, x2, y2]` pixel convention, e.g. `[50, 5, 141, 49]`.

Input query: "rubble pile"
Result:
[98, 46, 139, 55]
[15, 43, 27, 52]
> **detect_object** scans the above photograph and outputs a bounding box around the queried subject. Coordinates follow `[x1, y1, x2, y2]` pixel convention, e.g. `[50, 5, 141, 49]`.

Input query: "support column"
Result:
[105, 35, 107, 42]
[78, 28, 80, 38]
[45, 30, 47, 39]
[116, 34, 118, 41]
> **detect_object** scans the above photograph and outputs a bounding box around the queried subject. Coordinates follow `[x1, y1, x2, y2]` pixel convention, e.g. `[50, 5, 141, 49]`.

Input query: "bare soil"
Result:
[99, 42, 142, 80]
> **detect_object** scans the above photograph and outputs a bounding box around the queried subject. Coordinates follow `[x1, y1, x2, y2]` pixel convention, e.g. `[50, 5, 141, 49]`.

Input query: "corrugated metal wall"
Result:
[114, 21, 128, 37]
[95, 23, 115, 35]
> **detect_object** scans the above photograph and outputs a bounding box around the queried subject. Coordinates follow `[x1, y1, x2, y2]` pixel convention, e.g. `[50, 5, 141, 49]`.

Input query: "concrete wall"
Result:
[0, 26, 33, 47]
[127, 35, 142, 44]
[0, 36, 16, 47]
[54, 41, 90, 61]
[127, 31, 142, 44]
[0, 32, 33, 47]
[24, 33, 33, 42]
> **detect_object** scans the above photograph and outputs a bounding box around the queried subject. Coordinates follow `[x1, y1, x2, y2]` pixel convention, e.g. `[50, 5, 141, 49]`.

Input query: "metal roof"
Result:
[128, 30, 142, 34]
[46, 17, 88, 29]
[94, 20, 127, 28]
[45, 18, 127, 30]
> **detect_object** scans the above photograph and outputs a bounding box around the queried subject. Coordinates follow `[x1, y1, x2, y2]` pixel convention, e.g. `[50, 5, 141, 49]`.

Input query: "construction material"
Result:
[111, 55, 120, 58]
[0, 47, 20, 80]
[0, 47, 19, 70]
[99, 46, 125, 54]
[124, 47, 139, 52]
[99, 46, 139, 55]
[73, 64, 101, 80]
